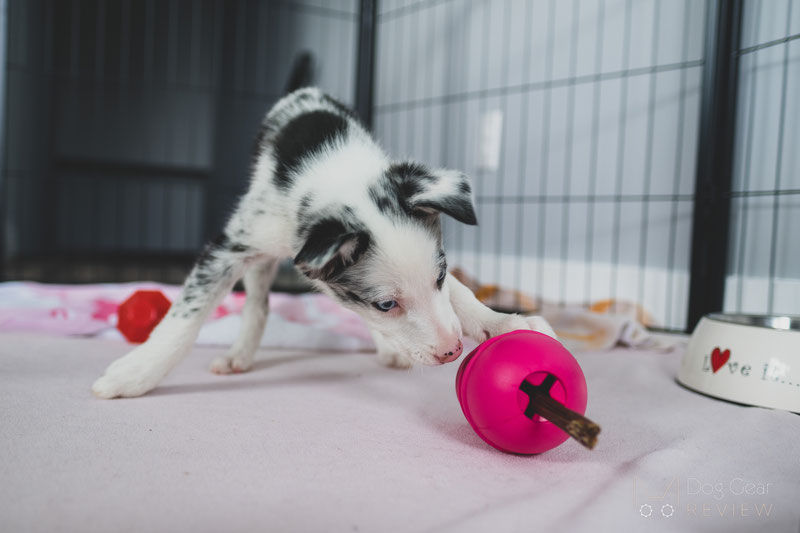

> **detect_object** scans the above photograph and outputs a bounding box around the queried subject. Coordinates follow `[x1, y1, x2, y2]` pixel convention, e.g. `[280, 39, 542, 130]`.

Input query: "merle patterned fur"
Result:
[92, 87, 556, 399]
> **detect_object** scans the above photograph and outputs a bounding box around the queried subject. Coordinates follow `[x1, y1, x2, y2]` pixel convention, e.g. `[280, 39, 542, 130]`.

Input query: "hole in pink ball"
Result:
[515, 372, 567, 423]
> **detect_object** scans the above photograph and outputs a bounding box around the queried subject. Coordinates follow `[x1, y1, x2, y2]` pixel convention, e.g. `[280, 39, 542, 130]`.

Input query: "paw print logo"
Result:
[661, 504, 674, 518]
[639, 504, 653, 517]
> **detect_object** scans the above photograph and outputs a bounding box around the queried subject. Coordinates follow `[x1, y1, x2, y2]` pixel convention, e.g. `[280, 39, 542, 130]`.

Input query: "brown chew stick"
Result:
[519, 380, 601, 450]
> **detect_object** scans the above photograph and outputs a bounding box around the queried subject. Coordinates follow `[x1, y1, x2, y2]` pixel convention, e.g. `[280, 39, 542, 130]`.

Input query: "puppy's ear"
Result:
[389, 163, 478, 225]
[412, 168, 477, 225]
[294, 218, 370, 281]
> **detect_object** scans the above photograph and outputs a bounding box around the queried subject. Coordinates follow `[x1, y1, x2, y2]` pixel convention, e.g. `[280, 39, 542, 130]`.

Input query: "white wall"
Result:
[725, 0, 800, 317]
[374, 0, 706, 329]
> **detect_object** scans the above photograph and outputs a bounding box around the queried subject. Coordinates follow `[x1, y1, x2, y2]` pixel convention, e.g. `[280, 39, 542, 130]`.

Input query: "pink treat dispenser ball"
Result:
[456, 330, 600, 455]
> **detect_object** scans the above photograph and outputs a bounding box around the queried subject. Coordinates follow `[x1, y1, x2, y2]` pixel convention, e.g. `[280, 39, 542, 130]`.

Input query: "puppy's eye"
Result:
[436, 268, 447, 289]
[373, 300, 398, 312]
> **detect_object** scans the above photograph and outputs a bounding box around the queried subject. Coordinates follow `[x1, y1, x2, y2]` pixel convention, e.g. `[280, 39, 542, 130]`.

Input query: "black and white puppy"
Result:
[92, 88, 555, 399]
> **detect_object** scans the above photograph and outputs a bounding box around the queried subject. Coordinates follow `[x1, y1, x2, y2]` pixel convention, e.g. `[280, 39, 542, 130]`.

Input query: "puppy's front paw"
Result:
[523, 315, 557, 338]
[376, 350, 413, 370]
[210, 349, 255, 375]
[92, 346, 168, 399]
[483, 314, 556, 341]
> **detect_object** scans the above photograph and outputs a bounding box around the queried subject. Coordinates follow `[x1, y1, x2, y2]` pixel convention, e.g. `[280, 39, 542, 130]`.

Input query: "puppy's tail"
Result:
[284, 51, 314, 94]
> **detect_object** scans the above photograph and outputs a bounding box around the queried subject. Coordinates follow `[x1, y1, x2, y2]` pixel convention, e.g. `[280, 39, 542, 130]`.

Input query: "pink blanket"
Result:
[0, 282, 374, 351]
[0, 281, 680, 353]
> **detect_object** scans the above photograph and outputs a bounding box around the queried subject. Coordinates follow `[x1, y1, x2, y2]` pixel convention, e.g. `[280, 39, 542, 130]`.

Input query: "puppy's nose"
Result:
[437, 339, 463, 363]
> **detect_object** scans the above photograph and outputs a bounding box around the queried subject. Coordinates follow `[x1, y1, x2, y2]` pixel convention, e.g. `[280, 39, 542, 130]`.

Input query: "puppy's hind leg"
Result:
[92, 236, 252, 398]
[210, 258, 279, 374]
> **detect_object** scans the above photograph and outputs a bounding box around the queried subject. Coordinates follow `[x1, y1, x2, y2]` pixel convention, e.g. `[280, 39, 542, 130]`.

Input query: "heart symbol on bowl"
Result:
[711, 347, 730, 373]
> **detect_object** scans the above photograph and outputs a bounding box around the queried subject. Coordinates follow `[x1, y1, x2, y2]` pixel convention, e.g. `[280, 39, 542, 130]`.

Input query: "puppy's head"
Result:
[294, 162, 477, 365]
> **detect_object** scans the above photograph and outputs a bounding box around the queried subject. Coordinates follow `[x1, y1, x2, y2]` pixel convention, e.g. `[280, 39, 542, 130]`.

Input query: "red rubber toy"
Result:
[456, 330, 600, 454]
[116, 290, 171, 343]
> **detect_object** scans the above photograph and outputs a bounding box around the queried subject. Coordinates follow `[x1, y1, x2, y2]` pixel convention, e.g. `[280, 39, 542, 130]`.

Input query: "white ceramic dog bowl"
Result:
[677, 314, 800, 413]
